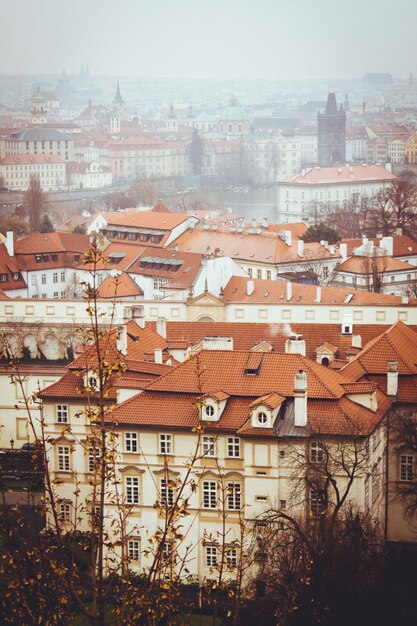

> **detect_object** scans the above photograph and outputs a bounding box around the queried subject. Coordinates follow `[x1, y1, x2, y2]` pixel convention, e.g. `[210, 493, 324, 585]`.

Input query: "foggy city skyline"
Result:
[1, 0, 416, 80]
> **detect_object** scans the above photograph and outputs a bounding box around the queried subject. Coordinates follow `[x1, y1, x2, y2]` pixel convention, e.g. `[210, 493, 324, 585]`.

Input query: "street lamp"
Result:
[10, 437, 14, 450]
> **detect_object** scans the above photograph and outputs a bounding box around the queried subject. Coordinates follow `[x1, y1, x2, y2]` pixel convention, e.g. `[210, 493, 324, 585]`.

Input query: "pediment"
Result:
[187, 292, 225, 307]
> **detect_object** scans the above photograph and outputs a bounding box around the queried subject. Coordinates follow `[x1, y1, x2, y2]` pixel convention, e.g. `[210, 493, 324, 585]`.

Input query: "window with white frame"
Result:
[227, 482, 242, 510]
[88, 447, 100, 472]
[205, 545, 217, 567]
[59, 502, 70, 522]
[53, 272, 58, 283]
[400, 455, 414, 481]
[57, 404, 68, 423]
[257, 412, 268, 426]
[125, 432, 138, 453]
[202, 480, 217, 509]
[227, 437, 240, 458]
[57, 445, 70, 471]
[128, 538, 140, 561]
[159, 433, 172, 455]
[60, 271, 65, 282]
[160, 478, 174, 507]
[161, 541, 173, 564]
[41, 274, 47, 284]
[226, 547, 237, 569]
[202, 436, 215, 457]
[310, 488, 325, 516]
[204, 404, 215, 419]
[310, 441, 324, 464]
[125, 476, 140, 504]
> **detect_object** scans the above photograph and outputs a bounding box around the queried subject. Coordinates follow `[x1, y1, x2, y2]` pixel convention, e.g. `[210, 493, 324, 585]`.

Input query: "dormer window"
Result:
[205, 405, 215, 418]
[251, 406, 272, 428]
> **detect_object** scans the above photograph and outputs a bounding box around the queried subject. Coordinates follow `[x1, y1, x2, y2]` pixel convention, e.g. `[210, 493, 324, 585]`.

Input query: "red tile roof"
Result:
[105, 350, 391, 436]
[336, 255, 414, 274]
[97, 273, 143, 299]
[281, 164, 396, 185]
[222, 276, 416, 306]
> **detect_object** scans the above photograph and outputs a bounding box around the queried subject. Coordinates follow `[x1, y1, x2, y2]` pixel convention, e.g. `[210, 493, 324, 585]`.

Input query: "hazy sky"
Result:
[1, 0, 415, 79]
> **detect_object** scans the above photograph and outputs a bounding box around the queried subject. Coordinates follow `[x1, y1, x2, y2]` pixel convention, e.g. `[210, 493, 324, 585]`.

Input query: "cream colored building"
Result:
[39, 340, 390, 579]
[0, 154, 66, 191]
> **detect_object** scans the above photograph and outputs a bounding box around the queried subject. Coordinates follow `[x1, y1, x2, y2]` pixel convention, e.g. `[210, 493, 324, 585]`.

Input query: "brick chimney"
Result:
[387, 361, 398, 397]
[285, 334, 306, 356]
[116, 324, 127, 356]
[156, 317, 167, 338]
[294, 370, 307, 427]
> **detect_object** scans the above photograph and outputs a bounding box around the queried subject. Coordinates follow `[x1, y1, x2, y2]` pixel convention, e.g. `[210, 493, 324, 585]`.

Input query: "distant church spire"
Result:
[113, 80, 124, 104]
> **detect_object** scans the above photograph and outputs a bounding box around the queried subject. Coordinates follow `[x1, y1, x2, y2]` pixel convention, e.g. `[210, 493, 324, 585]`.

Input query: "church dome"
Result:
[220, 97, 247, 122]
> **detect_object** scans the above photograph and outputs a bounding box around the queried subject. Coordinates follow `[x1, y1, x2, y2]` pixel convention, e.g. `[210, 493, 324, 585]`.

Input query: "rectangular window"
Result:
[58, 445, 70, 472]
[88, 447, 100, 472]
[53, 272, 58, 283]
[53, 292, 59, 299]
[257, 269, 262, 279]
[60, 271, 65, 282]
[226, 547, 237, 569]
[247, 268, 253, 277]
[203, 481, 217, 509]
[310, 441, 324, 463]
[280, 499, 287, 510]
[310, 489, 325, 515]
[202, 436, 215, 457]
[125, 432, 138, 453]
[128, 539, 140, 561]
[159, 433, 172, 455]
[126, 476, 140, 504]
[160, 478, 174, 507]
[227, 482, 242, 510]
[205, 545, 217, 567]
[41, 274, 46, 285]
[400, 455, 414, 481]
[227, 437, 240, 458]
[57, 404, 68, 423]
[59, 502, 70, 522]
[266, 270, 272, 280]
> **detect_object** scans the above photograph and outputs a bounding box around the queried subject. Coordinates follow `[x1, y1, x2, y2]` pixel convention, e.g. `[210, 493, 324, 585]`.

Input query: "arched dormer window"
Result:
[200, 391, 229, 422]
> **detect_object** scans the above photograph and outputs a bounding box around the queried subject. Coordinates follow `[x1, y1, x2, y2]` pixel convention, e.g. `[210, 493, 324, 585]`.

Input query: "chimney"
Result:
[156, 317, 167, 338]
[285, 334, 306, 356]
[315, 286, 322, 303]
[116, 324, 127, 356]
[5, 231, 13, 257]
[396, 227, 403, 236]
[154, 348, 163, 364]
[339, 242, 347, 261]
[136, 318, 145, 329]
[351, 334, 362, 348]
[402, 295, 409, 304]
[380, 236, 393, 256]
[251, 218, 257, 230]
[294, 370, 307, 427]
[285, 230, 292, 246]
[298, 239, 304, 257]
[262, 216, 269, 228]
[286, 282, 292, 301]
[387, 361, 398, 397]
[246, 280, 255, 296]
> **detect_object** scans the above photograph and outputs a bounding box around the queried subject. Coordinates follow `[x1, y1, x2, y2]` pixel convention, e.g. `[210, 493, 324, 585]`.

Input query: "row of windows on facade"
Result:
[55, 435, 328, 468]
[57, 506, 239, 568]
[34, 254, 80, 264]
[0, 271, 20, 282]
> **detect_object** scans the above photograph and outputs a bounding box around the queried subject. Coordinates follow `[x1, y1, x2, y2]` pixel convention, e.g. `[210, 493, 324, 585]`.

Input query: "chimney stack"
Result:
[294, 370, 307, 427]
[5, 231, 13, 257]
[315, 286, 321, 303]
[246, 280, 255, 296]
[298, 239, 304, 257]
[262, 216, 269, 228]
[116, 324, 127, 356]
[339, 242, 347, 261]
[286, 282, 292, 301]
[154, 348, 163, 364]
[156, 317, 167, 338]
[387, 361, 398, 397]
[285, 334, 306, 356]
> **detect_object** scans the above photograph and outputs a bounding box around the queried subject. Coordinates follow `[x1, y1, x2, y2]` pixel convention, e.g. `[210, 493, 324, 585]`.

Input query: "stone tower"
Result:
[31, 87, 47, 125]
[317, 92, 346, 166]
